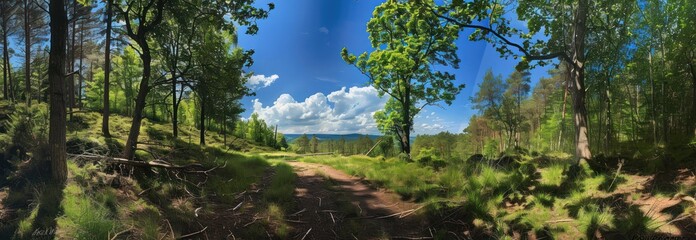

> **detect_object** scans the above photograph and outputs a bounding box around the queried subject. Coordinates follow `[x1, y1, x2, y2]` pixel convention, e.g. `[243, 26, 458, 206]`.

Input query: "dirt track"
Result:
[285, 161, 430, 239]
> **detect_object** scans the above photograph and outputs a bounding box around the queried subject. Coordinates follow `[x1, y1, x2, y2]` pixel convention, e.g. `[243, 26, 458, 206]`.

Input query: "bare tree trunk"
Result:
[689, 61, 696, 137]
[123, 46, 151, 160]
[199, 94, 205, 146]
[77, 23, 83, 109]
[172, 74, 178, 138]
[24, 0, 31, 107]
[102, 0, 112, 137]
[2, 33, 8, 99]
[48, 0, 68, 184]
[571, 0, 592, 163]
[401, 86, 411, 157]
[68, 3, 76, 120]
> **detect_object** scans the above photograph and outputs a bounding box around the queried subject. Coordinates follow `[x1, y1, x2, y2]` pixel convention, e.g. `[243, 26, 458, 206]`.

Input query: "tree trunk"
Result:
[48, 0, 68, 184]
[122, 45, 151, 160]
[24, 0, 31, 107]
[172, 74, 178, 138]
[2, 33, 8, 99]
[558, 71, 569, 151]
[605, 74, 613, 152]
[77, 23, 83, 109]
[102, 0, 112, 137]
[199, 95, 205, 146]
[68, 4, 76, 120]
[401, 87, 411, 157]
[570, 0, 592, 163]
[647, 50, 657, 146]
[689, 61, 696, 137]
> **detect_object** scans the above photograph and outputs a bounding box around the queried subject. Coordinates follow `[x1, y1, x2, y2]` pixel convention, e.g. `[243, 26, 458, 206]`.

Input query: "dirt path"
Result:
[285, 161, 430, 239]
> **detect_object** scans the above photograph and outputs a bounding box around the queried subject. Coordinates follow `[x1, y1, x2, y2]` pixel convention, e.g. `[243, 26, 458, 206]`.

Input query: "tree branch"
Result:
[431, 9, 576, 67]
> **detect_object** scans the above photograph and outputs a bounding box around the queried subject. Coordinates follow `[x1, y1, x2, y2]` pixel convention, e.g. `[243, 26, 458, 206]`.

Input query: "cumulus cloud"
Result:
[247, 74, 279, 89]
[251, 86, 455, 135]
[319, 27, 329, 34]
[251, 86, 387, 134]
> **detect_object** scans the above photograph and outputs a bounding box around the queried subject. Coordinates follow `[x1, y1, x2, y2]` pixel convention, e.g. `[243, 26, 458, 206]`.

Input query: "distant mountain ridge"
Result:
[284, 133, 381, 142]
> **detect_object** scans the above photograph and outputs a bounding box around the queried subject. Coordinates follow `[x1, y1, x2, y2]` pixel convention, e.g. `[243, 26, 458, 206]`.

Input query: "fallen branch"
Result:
[545, 219, 575, 224]
[68, 153, 203, 170]
[177, 226, 207, 239]
[227, 201, 244, 211]
[284, 219, 308, 224]
[376, 206, 424, 219]
[300, 228, 312, 240]
[110, 227, 133, 240]
[289, 208, 306, 216]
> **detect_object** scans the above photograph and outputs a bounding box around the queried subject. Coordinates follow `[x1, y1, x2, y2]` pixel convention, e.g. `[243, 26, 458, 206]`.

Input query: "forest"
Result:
[0, 0, 694, 239]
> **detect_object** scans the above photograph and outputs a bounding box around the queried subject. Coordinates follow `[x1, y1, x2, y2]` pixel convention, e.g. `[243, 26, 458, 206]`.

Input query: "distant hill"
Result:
[284, 133, 381, 142]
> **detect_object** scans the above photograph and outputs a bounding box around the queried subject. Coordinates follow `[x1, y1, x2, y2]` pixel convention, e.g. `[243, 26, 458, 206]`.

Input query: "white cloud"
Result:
[319, 27, 329, 34]
[251, 86, 387, 134]
[247, 74, 279, 89]
[251, 86, 456, 135]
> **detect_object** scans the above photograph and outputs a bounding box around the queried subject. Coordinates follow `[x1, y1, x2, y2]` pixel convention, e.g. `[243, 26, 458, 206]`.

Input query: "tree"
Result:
[102, 0, 112, 137]
[472, 69, 517, 148]
[296, 134, 309, 154]
[434, 0, 635, 162]
[342, 0, 463, 157]
[19, 0, 47, 107]
[0, 0, 18, 100]
[115, 0, 272, 160]
[279, 136, 288, 150]
[48, 0, 68, 183]
[505, 71, 531, 147]
[112, 0, 166, 159]
[310, 135, 319, 153]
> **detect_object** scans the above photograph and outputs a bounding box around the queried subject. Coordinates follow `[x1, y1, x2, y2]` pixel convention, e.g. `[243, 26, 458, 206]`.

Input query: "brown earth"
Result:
[284, 161, 430, 240]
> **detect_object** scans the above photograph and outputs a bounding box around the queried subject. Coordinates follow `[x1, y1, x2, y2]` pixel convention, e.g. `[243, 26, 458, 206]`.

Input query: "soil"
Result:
[283, 161, 430, 240]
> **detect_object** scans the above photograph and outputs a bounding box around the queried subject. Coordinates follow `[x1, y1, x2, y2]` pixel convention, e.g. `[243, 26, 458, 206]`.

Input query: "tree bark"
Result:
[24, 0, 31, 107]
[401, 86, 411, 157]
[570, 0, 592, 163]
[68, 2, 76, 120]
[123, 46, 151, 160]
[48, 0, 68, 184]
[77, 22, 83, 109]
[199, 94, 205, 146]
[102, 0, 111, 137]
[689, 61, 696, 137]
[172, 74, 178, 138]
[2, 32, 8, 99]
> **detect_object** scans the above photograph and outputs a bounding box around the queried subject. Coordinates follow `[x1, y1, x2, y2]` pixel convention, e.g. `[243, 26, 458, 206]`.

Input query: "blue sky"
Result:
[238, 0, 554, 135]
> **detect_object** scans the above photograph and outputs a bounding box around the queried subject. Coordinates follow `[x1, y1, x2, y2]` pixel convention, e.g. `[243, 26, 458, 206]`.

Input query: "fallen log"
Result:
[68, 153, 203, 170]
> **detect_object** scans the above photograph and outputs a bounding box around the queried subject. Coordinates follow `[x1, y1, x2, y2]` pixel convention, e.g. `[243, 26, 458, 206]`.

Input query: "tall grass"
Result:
[264, 163, 297, 209]
[56, 183, 120, 240]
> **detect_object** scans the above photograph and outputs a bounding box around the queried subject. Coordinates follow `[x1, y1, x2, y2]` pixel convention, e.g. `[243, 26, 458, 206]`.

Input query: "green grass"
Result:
[56, 183, 120, 240]
[264, 163, 297, 209]
[540, 162, 566, 188]
[299, 155, 439, 200]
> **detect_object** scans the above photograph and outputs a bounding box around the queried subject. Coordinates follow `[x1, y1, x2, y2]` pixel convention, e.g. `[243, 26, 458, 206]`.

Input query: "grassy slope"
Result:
[0, 107, 297, 239]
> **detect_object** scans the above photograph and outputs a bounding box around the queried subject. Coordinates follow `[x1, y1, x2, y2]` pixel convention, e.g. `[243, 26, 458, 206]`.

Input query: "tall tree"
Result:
[115, 0, 272, 160]
[0, 0, 18, 100]
[19, 0, 47, 107]
[342, 0, 463, 157]
[48, 0, 68, 183]
[113, 0, 167, 159]
[102, 0, 112, 137]
[435, 0, 634, 162]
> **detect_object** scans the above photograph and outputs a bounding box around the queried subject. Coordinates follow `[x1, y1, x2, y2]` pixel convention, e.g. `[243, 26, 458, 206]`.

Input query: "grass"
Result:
[56, 182, 120, 240]
[264, 163, 297, 209]
[293, 152, 678, 239]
